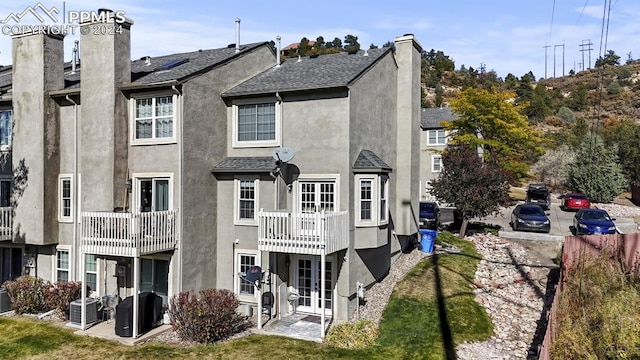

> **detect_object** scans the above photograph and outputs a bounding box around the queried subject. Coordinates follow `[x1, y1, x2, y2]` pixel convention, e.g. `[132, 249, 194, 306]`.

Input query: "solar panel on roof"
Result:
[155, 58, 189, 71]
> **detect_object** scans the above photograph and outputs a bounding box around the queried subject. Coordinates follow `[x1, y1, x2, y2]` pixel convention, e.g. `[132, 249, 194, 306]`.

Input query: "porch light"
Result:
[125, 178, 132, 192]
[285, 257, 290, 268]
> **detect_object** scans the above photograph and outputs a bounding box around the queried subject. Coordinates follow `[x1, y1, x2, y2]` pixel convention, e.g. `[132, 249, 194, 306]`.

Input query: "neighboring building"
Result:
[0, 12, 422, 340]
[281, 40, 316, 57]
[419, 107, 456, 201]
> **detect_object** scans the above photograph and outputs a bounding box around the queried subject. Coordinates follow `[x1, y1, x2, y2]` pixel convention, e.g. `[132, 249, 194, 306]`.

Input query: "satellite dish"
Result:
[273, 147, 294, 162]
[245, 265, 263, 283]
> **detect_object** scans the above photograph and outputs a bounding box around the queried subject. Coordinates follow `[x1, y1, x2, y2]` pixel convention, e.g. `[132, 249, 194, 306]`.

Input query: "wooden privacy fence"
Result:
[537, 233, 640, 360]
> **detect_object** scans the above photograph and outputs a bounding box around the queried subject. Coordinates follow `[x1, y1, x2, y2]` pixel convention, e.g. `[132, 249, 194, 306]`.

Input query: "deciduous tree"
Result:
[429, 146, 512, 238]
[444, 87, 544, 181]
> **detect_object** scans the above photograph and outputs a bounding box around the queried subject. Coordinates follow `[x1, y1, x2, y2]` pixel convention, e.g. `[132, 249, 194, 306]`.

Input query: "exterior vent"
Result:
[69, 298, 99, 325]
[0, 289, 11, 313]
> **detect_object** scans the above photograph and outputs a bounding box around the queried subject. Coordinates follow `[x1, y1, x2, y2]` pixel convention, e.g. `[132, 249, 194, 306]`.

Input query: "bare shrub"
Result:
[168, 288, 250, 344]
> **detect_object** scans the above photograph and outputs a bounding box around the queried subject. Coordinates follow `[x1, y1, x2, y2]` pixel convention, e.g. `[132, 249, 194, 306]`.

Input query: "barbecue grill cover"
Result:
[115, 292, 163, 337]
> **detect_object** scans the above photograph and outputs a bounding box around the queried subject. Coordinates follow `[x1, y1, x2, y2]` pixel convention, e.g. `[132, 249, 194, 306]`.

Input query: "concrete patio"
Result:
[71, 319, 171, 345]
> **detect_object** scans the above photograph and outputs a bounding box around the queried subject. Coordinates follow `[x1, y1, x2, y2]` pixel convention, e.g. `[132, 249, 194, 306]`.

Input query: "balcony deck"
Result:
[0, 207, 11, 241]
[81, 210, 178, 257]
[258, 210, 349, 255]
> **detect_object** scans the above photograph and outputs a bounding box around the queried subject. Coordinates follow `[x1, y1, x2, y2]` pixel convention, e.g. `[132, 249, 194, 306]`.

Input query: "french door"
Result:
[295, 255, 333, 315]
[298, 181, 336, 235]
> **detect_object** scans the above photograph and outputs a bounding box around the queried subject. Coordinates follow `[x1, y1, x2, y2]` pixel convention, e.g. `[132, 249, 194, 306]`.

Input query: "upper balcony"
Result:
[258, 210, 349, 256]
[81, 210, 178, 257]
[0, 206, 12, 241]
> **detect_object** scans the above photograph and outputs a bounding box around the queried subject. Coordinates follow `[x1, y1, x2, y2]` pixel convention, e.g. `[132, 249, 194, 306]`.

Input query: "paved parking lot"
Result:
[474, 203, 638, 242]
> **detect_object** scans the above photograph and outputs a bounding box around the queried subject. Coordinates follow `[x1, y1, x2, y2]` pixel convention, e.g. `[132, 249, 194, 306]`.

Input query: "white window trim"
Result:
[0, 109, 12, 151]
[58, 174, 73, 223]
[431, 155, 443, 173]
[379, 175, 389, 225]
[85, 253, 100, 297]
[355, 174, 388, 227]
[293, 174, 341, 214]
[54, 245, 71, 283]
[234, 249, 259, 302]
[131, 172, 174, 213]
[231, 97, 281, 148]
[130, 92, 178, 146]
[234, 177, 259, 226]
[427, 129, 447, 146]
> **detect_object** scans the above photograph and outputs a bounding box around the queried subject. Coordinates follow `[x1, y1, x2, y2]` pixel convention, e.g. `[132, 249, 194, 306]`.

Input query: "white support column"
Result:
[80, 250, 86, 330]
[320, 252, 326, 338]
[257, 248, 263, 329]
[133, 256, 139, 338]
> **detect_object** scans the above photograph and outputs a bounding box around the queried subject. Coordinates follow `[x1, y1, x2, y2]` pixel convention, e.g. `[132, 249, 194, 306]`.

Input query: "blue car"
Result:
[573, 208, 617, 235]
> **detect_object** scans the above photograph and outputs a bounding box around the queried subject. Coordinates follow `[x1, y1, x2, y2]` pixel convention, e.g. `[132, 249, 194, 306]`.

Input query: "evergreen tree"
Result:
[344, 34, 360, 53]
[568, 135, 627, 203]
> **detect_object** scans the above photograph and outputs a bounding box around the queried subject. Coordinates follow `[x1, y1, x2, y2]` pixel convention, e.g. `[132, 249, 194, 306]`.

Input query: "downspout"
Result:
[66, 94, 85, 330]
[66, 95, 79, 282]
[173, 84, 183, 296]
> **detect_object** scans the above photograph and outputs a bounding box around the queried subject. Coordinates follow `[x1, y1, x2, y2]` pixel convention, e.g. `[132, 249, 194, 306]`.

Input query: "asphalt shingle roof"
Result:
[212, 156, 276, 173]
[129, 42, 269, 85]
[353, 149, 392, 172]
[222, 47, 392, 97]
[420, 107, 457, 129]
[1, 42, 271, 92]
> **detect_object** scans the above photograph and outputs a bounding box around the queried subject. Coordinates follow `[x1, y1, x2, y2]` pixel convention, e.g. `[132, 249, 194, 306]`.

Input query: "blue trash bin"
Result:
[419, 229, 437, 254]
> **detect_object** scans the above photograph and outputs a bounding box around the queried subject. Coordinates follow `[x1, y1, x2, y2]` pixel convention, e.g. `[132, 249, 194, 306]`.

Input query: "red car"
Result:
[562, 193, 591, 211]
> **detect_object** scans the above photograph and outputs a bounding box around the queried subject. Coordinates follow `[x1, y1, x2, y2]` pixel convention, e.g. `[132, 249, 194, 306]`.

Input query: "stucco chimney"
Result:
[11, 30, 65, 245]
[79, 11, 134, 211]
[393, 34, 422, 238]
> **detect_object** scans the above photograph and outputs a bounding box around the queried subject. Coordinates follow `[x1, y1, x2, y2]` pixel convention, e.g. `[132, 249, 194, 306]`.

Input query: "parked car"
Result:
[525, 183, 551, 210]
[561, 193, 591, 211]
[510, 204, 551, 233]
[419, 201, 440, 230]
[573, 208, 617, 235]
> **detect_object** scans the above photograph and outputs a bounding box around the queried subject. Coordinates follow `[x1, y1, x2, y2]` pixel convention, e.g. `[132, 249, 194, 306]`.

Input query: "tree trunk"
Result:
[459, 218, 470, 239]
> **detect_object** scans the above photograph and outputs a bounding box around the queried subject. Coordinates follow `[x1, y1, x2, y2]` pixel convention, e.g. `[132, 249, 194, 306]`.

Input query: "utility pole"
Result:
[555, 43, 565, 77]
[580, 39, 593, 70]
[553, 44, 556, 77]
[543, 44, 550, 78]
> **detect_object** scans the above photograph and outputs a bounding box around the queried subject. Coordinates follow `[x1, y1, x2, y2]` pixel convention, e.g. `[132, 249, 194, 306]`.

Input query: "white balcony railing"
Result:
[0, 206, 11, 241]
[81, 210, 178, 257]
[258, 210, 349, 255]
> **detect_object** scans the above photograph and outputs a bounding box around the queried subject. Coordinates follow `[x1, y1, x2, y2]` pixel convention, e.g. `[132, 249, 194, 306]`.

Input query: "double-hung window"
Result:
[355, 174, 389, 227]
[427, 129, 446, 145]
[0, 110, 11, 149]
[56, 248, 70, 283]
[233, 101, 279, 147]
[432, 155, 443, 173]
[85, 254, 97, 293]
[132, 95, 176, 144]
[236, 252, 257, 297]
[58, 175, 73, 222]
[234, 178, 259, 225]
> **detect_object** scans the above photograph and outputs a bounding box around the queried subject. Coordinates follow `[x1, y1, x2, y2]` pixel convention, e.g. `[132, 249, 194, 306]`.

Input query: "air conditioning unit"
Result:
[69, 298, 99, 325]
[0, 289, 11, 313]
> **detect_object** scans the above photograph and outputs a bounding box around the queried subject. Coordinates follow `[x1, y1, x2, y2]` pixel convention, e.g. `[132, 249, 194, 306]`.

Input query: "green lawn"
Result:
[0, 232, 493, 360]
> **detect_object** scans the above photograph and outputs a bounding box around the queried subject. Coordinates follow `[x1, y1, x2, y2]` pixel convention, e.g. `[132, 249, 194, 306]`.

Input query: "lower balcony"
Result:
[81, 210, 178, 257]
[258, 210, 349, 255]
[0, 206, 12, 241]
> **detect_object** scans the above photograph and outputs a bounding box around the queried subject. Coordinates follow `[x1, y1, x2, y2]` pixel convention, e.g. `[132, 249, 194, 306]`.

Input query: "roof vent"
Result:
[140, 56, 151, 65]
[363, 50, 368, 57]
[310, 53, 319, 59]
[227, 43, 236, 48]
[297, 55, 302, 62]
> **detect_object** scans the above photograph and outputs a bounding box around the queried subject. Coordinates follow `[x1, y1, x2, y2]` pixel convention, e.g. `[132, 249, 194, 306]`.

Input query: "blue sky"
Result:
[1, 0, 639, 79]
